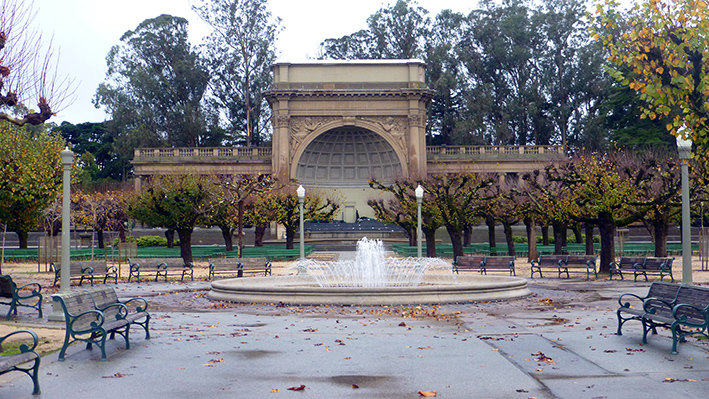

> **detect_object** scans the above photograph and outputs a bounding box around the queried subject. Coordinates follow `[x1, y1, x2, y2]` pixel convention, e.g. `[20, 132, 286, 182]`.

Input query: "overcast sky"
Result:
[32, 0, 481, 125]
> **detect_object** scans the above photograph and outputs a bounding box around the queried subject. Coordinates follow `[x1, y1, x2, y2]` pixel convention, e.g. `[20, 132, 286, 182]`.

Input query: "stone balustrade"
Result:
[426, 145, 565, 160]
[133, 147, 272, 160]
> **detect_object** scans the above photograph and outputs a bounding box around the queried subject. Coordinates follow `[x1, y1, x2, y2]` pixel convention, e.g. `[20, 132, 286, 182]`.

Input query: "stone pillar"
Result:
[272, 99, 291, 183]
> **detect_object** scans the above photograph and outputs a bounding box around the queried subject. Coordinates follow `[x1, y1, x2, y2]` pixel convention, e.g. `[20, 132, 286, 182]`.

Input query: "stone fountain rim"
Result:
[208, 274, 532, 305]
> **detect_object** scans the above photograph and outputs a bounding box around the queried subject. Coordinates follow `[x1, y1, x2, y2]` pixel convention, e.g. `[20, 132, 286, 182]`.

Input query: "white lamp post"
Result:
[59, 147, 74, 292]
[415, 185, 424, 258]
[49, 147, 73, 321]
[677, 133, 693, 285]
[296, 185, 305, 274]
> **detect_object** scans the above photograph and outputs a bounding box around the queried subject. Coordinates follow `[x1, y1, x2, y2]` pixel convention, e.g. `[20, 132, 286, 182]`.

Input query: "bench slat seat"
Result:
[52, 290, 130, 361]
[0, 275, 42, 320]
[128, 258, 194, 282]
[51, 261, 117, 287]
[452, 256, 485, 274]
[208, 258, 272, 280]
[0, 330, 40, 395]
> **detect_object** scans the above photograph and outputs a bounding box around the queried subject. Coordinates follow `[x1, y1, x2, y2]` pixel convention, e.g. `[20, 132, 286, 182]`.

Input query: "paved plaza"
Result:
[0, 278, 707, 398]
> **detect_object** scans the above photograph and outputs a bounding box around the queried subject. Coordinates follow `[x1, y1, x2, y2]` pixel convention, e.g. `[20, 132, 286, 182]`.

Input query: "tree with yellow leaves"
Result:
[592, 0, 709, 151]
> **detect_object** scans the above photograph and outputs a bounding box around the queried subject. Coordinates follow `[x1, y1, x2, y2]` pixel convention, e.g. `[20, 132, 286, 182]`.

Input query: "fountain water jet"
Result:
[209, 238, 531, 305]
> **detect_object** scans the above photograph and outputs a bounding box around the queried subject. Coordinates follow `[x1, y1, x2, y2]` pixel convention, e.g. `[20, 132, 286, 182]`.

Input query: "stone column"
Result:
[272, 99, 291, 183]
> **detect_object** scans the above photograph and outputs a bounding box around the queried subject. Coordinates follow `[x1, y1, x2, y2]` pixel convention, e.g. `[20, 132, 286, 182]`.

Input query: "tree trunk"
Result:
[585, 223, 594, 255]
[572, 223, 583, 243]
[525, 217, 537, 261]
[552, 223, 564, 254]
[486, 216, 496, 255]
[463, 226, 472, 247]
[561, 226, 568, 248]
[446, 225, 464, 259]
[285, 227, 295, 250]
[503, 222, 515, 256]
[221, 227, 233, 252]
[408, 227, 416, 246]
[597, 214, 615, 274]
[423, 227, 437, 257]
[97, 229, 105, 249]
[237, 200, 244, 258]
[254, 224, 267, 247]
[165, 229, 175, 248]
[653, 220, 669, 257]
[541, 225, 549, 246]
[176, 228, 193, 264]
[16, 230, 28, 249]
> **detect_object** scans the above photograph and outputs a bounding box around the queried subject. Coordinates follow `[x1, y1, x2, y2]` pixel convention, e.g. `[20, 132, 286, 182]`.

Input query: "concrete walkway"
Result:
[1, 280, 707, 398]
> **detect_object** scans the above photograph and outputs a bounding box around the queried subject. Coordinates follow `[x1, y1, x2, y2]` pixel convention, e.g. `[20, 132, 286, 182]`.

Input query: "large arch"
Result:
[294, 125, 404, 188]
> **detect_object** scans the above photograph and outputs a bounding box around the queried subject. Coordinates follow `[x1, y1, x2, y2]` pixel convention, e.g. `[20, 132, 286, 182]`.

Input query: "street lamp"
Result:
[677, 133, 693, 285]
[49, 147, 73, 321]
[296, 185, 305, 274]
[60, 147, 74, 292]
[415, 185, 424, 258]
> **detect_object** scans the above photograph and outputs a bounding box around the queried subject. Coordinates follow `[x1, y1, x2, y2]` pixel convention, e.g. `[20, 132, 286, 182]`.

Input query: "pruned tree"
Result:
[127, 175, 211, 263]
[0, 0, 73, 126]
[267, 188, 338, 250]
[214, 173, 275, 256]
[193, 0, 281, 147]
[72, 190, 129, 250]
[0, 122, 66, 248]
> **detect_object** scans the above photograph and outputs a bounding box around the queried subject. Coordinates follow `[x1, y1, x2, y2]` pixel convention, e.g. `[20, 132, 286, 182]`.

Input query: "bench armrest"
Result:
[81, 266, 94, 275]
[184, 262, 194, 269]
[122, 297, 149, 313]
[96, 303, 129, 321]
[618, 293, 645, 308]
[672, 303, 708, 327]
[130, 262, 141, 272]
[530, 259, 539, 267]
[642, 296, 674, 314]
[69, 309, 106, 332]
[0, 329, 39, 353]
[16, 282, 42, 296]
[107, 265, 118, 274]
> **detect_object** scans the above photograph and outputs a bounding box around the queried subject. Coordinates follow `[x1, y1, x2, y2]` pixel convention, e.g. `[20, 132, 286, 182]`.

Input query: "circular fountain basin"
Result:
[209, 274, 531, 305]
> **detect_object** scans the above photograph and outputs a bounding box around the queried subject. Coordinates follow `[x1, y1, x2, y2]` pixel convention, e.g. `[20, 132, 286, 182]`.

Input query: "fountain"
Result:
[209, 238, 531, 305]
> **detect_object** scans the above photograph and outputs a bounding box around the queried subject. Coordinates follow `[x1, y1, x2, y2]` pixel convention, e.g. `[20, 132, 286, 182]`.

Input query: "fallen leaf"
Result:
[102, 372, 132, 378]
[352, 384, 359, 389]
[418, 390, 437, 397]
[271, 389, 279, 393]
[288, 385, 306, 391]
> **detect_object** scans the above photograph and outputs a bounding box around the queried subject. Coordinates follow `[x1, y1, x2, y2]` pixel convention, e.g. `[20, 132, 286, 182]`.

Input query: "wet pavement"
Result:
[1, 279, 708, 398]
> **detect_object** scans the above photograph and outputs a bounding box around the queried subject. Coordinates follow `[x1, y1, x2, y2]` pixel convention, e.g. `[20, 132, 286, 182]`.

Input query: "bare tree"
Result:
[0, 0, 73, 126]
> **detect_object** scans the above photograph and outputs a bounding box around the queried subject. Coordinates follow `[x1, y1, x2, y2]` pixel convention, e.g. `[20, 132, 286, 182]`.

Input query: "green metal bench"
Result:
[530, 255, 567, 278]
[52, 290, 131, 361]
[88, 286, 150, 340]
[609, 257, 646, 280]
[452, 256, 485, 274]
[128, 258, 194, 282]
[0, 329, 41, 395]
[617, 282, 709, 354]
[208, 257, 271, 280]
[481, 256, 516, 276]
[0, 275, 42, 320]
[560, 255, 597, 279]
[633, 257, 674, 282]
[51, 260, 117, 286]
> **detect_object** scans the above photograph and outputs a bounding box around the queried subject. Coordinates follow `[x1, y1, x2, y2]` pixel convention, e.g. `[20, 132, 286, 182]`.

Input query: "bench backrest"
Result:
[617, 257, 645, 268]
[54, 261, 107, 274]
[674, 285, 709, 322]
[455, 256, 485, 267]
[154, 258, 187, 268]
[536, 255, 567, 266]
[564, 255, 596, 266]
[53, 291, 101, 331]
[208, 258, 238, 269]
[239, 258, 269, 268]
[484, 256, 514, 266]
[644, 282, 681, 316]
[87, 286, 122, 321]
[0, 275, 15, 298]
[643, 257, 673, 270]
